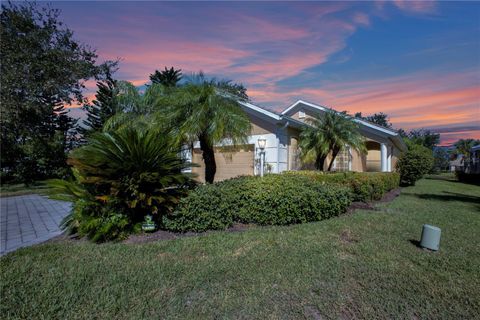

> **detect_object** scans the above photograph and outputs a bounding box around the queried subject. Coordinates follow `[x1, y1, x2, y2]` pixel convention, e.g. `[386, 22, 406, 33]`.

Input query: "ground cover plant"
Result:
[1, 175, 479, 319]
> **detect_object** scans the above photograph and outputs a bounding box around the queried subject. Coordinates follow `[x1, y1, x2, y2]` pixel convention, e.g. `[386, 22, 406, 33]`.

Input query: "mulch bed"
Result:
[47, 188, 402, 245]
[124, 223, 253, 244]
[346, 187, 402, 214]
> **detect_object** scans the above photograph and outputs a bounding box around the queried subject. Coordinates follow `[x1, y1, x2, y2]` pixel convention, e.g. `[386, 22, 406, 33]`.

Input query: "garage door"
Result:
[192, 145, 255, 182]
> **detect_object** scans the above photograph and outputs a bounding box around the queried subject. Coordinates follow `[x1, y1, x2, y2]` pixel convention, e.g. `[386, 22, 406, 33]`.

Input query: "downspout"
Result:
[277, 120, 290, 173]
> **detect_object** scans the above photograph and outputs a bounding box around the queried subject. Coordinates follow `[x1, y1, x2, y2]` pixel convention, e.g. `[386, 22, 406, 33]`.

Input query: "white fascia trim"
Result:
[283, 100, 399, 137]
[282, 99, 328, 115]
[353, 118, 398, 136]
[238, 100, 281, 121]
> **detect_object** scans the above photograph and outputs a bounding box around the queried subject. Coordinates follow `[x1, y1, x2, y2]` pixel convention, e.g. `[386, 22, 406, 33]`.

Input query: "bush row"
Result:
[282, 171, 400, 202]
[163, 174, 352, 232]
[456, 171, 480, 185]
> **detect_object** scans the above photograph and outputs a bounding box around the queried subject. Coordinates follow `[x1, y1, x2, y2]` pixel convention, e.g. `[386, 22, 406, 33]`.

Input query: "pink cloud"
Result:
[247, 70, 479, 145]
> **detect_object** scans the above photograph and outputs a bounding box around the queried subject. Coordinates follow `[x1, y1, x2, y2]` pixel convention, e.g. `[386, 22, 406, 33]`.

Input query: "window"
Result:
[298, 110, 305, 119]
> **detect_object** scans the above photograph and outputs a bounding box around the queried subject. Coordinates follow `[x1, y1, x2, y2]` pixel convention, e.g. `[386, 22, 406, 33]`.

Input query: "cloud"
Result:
[392, 0, 437, 14]
[247, 70, 479, 144]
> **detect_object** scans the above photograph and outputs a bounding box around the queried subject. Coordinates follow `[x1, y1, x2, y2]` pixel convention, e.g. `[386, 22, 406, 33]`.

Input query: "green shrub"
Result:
[164, 174, 352, 232]
[163, 184, 234, 232]
[396, 144, 434, 186]
[283, 171, 400, 202]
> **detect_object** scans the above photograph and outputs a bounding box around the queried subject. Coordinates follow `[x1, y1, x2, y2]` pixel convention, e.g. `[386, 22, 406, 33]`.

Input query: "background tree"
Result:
[432, 147, 450, 172]
[355, 112, 393, 129]
[79, 71, 119, 137]
[0, 1, 116, 182]
[406, 129, 440, 149]
[453, 139, 480, 162]
[149, 67, 182, 87]
[300, 110, 366, 171]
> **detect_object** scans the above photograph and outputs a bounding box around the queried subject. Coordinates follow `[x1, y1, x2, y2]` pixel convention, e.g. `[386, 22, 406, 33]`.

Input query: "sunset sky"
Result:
[54, 1, 480, 145]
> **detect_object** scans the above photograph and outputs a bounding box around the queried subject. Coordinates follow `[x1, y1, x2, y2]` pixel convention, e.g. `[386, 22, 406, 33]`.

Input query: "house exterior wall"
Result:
[192, 145, 255, 182]
[191, 102, 404, 182]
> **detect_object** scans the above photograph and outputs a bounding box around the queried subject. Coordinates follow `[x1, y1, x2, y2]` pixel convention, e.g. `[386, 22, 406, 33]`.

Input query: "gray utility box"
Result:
[420, 224, 441, 251]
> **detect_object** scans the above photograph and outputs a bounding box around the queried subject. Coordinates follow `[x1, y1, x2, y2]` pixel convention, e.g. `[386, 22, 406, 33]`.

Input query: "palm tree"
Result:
[157, 73, 251, 183]
[300, 109, 366, 171]
[454, 138, 480, 164]
[150, 67, 182, 87]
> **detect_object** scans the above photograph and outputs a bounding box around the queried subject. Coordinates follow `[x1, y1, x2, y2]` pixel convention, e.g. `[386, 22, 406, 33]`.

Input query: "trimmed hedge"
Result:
[282, 171, 400, 202]
[163, 174, 352, 232]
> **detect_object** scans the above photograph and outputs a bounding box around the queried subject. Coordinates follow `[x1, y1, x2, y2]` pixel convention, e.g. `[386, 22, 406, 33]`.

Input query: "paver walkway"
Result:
[0, 195, 71, 255]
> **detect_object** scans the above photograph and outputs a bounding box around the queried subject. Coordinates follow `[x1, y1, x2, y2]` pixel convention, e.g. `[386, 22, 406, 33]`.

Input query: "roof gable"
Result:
[283, 100, 400, 136]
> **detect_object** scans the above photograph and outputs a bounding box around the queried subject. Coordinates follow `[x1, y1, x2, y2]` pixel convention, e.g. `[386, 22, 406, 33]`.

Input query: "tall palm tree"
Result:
[157, 73, 251, 183]
[300, 109, 366, 171]
[149, 67, 182, 87]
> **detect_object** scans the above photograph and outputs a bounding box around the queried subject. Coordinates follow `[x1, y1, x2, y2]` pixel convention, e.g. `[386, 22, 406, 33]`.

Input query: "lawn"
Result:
[1, 175, 479, 319]
[0, 181, 49, 198]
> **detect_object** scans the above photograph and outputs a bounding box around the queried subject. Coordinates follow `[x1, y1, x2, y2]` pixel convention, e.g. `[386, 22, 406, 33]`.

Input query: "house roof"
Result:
[239, 99, 407, 152]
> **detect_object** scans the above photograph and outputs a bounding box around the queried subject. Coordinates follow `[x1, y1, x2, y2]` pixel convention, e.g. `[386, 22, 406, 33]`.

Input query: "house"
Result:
[466, 145, 480, 173]
[449, 154, 464, 172]
[190, 100, 407, 182]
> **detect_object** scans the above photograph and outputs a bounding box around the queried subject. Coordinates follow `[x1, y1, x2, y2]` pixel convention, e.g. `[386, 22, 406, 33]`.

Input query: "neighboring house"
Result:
[191, 100, 407, 182]
[466, 145, 480, 173]
[449, 154, 464, 172]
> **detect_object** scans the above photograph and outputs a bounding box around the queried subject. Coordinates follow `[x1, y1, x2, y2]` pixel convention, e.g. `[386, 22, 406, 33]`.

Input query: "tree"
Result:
[300, 109, 366, 171]
[79, 72, 119, 137]
[407, 129, 440, 149]
[0, 1, 116, 182]
[157, 73, 251, 183]
[453, 139, 480, 162]
[150, 67, 182, 87]
[355, 112, 392, 129]
[432, 147, 450, 172]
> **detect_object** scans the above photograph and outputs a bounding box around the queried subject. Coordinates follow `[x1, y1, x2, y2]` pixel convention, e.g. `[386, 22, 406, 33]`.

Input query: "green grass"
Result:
[0, 181, 49, 197]
[1, 176, 479, 319]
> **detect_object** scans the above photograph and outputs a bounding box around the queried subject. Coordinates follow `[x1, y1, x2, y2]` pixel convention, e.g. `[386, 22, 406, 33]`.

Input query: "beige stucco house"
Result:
[190, 100, 407, 182]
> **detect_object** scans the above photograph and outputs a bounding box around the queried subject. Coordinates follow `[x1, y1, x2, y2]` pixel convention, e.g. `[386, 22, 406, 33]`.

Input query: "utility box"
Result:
[420, 224, 441, 251]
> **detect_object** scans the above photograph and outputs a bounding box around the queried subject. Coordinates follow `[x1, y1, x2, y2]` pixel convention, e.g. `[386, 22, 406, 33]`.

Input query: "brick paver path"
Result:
[0, 195, 71, 255]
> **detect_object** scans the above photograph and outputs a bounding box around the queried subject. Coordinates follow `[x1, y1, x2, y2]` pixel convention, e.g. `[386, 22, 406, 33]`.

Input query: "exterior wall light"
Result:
[258, 138, 267, 177]
[258, 138, 266, 151]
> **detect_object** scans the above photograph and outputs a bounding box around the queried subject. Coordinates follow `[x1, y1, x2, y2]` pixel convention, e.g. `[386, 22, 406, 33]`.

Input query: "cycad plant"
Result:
[300, 109, 366, 171]
[49, 127, 194, 241]
[70, 127, 194, 217]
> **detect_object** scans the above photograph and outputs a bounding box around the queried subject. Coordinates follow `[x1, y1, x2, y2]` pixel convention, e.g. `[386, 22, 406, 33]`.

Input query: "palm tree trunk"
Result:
[315, 154, 327, 171]
[199, 134, 216, 183]
[327, 148, 340, 171]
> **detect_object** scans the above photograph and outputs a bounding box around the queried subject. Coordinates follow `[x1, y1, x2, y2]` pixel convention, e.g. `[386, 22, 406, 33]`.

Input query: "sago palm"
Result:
[157, 73, 251, 183]
[300, 109, 366, 171]
[68, 127, 194, 223]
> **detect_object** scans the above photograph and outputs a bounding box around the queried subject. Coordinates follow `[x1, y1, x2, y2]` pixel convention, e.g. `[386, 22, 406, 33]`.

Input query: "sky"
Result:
[50, 1, 480, 145]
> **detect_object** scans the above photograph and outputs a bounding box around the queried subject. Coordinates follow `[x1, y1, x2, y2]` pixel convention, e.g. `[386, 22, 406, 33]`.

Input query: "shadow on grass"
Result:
[409, 239, 421, 248]
[424, 175, 457, 182]
[403, 191, 480, 212]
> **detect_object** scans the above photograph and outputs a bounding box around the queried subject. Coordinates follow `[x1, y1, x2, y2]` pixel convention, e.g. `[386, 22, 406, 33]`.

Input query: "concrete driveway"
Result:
[0, 194, 71, 255]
